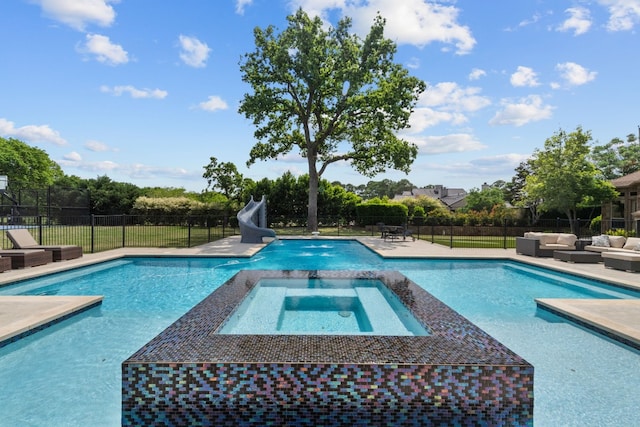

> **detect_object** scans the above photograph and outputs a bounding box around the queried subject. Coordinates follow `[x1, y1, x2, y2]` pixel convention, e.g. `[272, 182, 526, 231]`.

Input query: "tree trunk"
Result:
[307, 156, 319, 232]
[566, 209, 578, 235]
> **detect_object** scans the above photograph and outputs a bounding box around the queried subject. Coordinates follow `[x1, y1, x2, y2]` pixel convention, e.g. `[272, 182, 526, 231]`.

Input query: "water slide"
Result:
[237, 195, 277, 243]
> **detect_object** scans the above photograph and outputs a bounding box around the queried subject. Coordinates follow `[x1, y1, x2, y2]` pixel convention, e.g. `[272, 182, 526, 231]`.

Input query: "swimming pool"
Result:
[0, 239, 639, 426]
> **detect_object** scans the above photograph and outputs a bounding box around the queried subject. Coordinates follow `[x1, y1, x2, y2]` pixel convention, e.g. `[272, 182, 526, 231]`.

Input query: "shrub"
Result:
[589, 215, 602, 234]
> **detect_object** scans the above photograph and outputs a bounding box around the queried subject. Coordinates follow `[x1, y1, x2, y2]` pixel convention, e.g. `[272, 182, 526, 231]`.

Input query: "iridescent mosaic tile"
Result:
[123, 270, 533, 426]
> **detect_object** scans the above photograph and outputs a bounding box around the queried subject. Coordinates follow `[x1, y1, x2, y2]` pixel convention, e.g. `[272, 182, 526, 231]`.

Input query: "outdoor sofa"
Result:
[6, 229, 83, 261]
[584, 235, 640, 272]
[515, 232, 577, 257]
[583, 235, 640, 254]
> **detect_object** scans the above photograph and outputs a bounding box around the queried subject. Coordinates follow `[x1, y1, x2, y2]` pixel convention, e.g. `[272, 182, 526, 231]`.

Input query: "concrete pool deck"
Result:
[0, 235, 639, 349]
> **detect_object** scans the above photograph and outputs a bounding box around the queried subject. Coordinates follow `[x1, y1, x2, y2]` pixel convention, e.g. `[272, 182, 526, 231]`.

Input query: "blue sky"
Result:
[1, 0, 638, 193]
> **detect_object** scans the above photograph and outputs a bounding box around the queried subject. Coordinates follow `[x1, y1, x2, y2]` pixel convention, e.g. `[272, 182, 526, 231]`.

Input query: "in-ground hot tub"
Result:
[122, 270, 533, 426]
[219, 277, 429, 336]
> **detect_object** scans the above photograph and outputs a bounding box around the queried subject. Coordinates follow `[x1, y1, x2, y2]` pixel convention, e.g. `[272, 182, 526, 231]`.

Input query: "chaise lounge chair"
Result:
[0, 249, 52, 269]
[0, 256, 11, 272]
[6, 229, 83, 261]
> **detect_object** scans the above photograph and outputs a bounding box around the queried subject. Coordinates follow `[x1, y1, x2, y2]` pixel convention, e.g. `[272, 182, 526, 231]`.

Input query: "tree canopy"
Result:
[461, 186, 505, 212]
[203, 156, 244, 201]
[238, 9, 426, 230]
[0, 137, 64, 190]
[524, 127, 618, 232]
[590, 132, 640, 179]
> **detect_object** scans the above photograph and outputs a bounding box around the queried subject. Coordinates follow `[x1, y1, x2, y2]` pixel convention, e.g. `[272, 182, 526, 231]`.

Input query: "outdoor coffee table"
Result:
[553, 250, 602, 263]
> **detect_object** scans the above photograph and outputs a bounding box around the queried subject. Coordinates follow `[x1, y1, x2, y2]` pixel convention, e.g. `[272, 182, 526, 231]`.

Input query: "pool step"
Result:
[355, 287, 412, 336]
[223, 287, 287, 334]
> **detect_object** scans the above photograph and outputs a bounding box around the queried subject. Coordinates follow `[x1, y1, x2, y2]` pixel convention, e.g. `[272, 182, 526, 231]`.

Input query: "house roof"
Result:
[610, 170, 640, 188]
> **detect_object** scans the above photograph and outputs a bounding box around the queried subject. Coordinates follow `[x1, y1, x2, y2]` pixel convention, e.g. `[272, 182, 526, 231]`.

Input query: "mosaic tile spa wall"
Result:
[123, 270, 534, 426]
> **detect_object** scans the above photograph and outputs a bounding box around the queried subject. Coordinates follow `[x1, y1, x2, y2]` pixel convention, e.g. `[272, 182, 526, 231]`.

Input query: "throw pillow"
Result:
[591, 235, 610, 247]
[608, 235, 626, 248]
[623, 237, 640, 250]
[634, 243, 640, 251]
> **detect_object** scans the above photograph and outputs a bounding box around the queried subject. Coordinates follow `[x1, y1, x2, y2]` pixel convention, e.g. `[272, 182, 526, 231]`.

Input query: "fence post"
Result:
[188, 218, 192, 248]
[121, 215, 126, 248]
[449, 222, 453, 248]
[37, 215, 43, 244]
[503, 219, 507, 249]
[207, 218, 211, 243]
[91, 214, 95, 254]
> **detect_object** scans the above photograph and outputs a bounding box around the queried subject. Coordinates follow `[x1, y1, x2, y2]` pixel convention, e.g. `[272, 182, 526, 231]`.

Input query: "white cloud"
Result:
[469, 153, 531, 171]
[0, 118, 67, 145]
[408, 108, 467, 131]
[100, 85, 168, 99]
[419, 82, 491, 111]
[33, 0, 117, 31]
[557, 7, 592, 35]
[468, 68, 486, 81]
[63, 151, 82, 161]
[78, 33, 128, 65]
[406, 57, 420, 69]
[423, 153, 530, 177]
[235, 0, 253, 15]
[408, 133, 487, 155]
[510, 66, 539, 87]
[58, 156, 199, 181]
[489, 95, 554, 127]
[197, 96, 229, 112]
[407, 82, 491, 132]
[597, 0, 640, 31]
[291, 0, 476, 54]
[178, 35, 211, 68]
[85, 140, 117, 152]
[58, 159, 120, 172]
[554, 62, 597, 87]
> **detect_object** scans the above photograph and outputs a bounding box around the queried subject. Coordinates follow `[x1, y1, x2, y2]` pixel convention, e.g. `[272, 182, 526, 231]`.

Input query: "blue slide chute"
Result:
[237, 195, 276, 243]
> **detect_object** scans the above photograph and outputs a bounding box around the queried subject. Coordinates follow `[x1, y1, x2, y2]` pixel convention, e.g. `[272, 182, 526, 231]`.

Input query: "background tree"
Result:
[202, 157, 244, 201]
[505, 160, 542, 224]
[524, 127, 618, 233]
[461, 186, 505, 212]
[590, 132, 640, 179]
[239, 9, 426, 231]
[0, 137, 63, 190]
[86, 175, 142, 215]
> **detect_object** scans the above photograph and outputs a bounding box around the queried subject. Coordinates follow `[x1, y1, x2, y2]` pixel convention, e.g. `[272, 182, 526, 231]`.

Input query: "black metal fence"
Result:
[0, 215, 635, 253]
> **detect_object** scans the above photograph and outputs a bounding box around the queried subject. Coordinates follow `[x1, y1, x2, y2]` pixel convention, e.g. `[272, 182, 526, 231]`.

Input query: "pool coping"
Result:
[0, 295, 103, 347]
[535, 298, 640, 350]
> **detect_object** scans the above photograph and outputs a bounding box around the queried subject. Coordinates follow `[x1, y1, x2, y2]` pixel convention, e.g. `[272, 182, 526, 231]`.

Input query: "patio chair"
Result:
[0, 249, 53, 269]
[6, 229, 83, 261]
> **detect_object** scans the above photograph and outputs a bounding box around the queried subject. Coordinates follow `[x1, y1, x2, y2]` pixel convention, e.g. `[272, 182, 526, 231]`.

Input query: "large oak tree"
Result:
[238, 9, 426, 231]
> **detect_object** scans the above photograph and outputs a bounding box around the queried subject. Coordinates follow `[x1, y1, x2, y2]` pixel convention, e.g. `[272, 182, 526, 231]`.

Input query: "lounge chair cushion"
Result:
[6, 229, 40, 247]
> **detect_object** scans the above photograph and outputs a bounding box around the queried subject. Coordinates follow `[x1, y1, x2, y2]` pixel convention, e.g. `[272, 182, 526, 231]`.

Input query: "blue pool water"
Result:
[0, 239, 639, 426]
